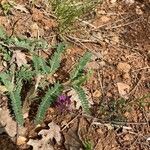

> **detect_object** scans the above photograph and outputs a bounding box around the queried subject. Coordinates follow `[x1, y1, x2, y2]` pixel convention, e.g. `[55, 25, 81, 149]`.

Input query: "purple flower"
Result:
[55, 95, 71, 112]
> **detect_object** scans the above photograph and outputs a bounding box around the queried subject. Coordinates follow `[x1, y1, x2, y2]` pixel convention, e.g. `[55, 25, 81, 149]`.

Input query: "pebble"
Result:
[100, 16, 110, 23]
[87, 61, 100, 70]
[17, 136, 27, 145]
[93, 90, 102, 98]
[117, 62, 131, 73]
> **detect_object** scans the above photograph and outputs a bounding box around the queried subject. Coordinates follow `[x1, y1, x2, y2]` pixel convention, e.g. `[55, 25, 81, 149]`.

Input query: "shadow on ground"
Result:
[0, 123, 19, 150]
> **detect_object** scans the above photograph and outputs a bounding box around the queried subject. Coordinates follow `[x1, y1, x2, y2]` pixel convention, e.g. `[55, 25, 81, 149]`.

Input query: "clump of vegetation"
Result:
[0, 0, 12, 15]
[83, 140, 93, 150]
[50, 0, 101, 32]
[0, 26, 92, 125]
[99, 98, 128, 122]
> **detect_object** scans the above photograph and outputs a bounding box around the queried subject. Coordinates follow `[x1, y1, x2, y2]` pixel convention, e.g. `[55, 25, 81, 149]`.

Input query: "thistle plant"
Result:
[0, 26, 92, 125]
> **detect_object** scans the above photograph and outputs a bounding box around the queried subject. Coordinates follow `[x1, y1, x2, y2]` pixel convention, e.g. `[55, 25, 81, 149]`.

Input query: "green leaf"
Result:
[0, 26, 7, 39]
[9, 80, 24, 125]
[35, 82, 63, 124]
[8, 37, 31, 50]
[32, 54, 50, 74]
[83, 140, 93, 150]
[49, 43, 65, 75]
[0, 72, 24, 125]
[32, 54, 41, 73]
[0, 72, 14, 92]
[39, 57, 50, 74]
[1, 1, 12, 15]
[70, 52, 92, 81]
[72, 69, 93, 86]
[9, 91, 24, 125]
[17, 67, 34, 81]
[6, 36, 48, 52]
[73, 86, 90, 114]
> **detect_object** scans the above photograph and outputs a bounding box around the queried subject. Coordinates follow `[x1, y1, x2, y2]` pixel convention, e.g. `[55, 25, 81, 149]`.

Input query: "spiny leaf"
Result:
[0, 72, 14, 92]
[0, 30, 48, 52]
[39, 57, 50, 74]
[70, 52, 92, 81]
[72, 69, 93, 86]
[0, 72, 24, 125]
[17, 67, 34, 81]
[49, 43, 65, 75]
[0, 26, 7, 39]
[8, 37, 33, 50]
[9, 80, 24, 125]
[32, 54, 40, 73]
[32, 55, 50, 74]
[73, 86, 90, 114]
[35, 82, 63, 124]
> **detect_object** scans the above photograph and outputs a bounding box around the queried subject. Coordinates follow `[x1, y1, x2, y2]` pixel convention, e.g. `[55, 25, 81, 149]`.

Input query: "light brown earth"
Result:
[0, 0, 150, 150]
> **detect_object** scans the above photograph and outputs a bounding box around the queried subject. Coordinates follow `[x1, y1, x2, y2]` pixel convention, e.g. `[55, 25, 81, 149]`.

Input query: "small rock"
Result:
[105, 124, 113, 130]
[147, 137, 150, 141]
[117, 62, 131, 73]
[124, 112, 130, 117]
[123, 73, 130, 80]
[97, 10, 106, 15]
[123, 134, 133, 141]
[17, 136, 27, 145]
[23, 112, 28, 119]
[96, 128, 103, 134]
[111, 0, 116, 3]
[117, 82, 130, 99]
[104, 38, 109, 43]
[100, 16, 110, 23]
[30, 23, 39, 37]
[106, 92, 112, 97]
[91, 51, 103, 60]
[111, 35, 119, 44]
[87, 61, 100, 70]
[136, 6, 143, 15]
[0, 66, 3, 71]
[18, 126, 27, 136]
[48, 107, 55, 113]
[110, 0, 117, 5]
[125, 0, 135, 4]
[93, 90, 102, 98]
[0, 85, 8, 93]
[99, 61, 106, 67]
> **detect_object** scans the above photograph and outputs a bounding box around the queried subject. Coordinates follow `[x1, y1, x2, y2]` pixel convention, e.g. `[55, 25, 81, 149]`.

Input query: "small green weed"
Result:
[0, 1, 12, 15]
[50, 0, 101, 32]
[136, 94, 150, 108]
[99, 98, 128, 122]
[83, 140, 93, 150]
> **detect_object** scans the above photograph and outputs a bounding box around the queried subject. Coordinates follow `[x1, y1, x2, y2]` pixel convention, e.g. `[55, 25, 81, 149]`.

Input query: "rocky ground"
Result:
[0, 0, 150, 150]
